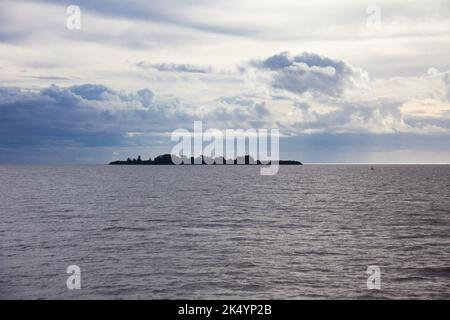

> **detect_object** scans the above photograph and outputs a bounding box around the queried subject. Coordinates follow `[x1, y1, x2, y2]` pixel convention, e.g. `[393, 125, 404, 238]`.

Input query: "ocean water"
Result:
[0, 165, 449, 299]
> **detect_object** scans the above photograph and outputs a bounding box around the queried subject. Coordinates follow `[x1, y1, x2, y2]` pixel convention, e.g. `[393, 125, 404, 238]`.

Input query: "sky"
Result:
[0, 0, 450, 163]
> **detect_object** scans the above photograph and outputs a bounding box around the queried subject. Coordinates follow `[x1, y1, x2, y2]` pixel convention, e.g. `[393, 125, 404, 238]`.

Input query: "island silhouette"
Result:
[109, 154, 302, 165]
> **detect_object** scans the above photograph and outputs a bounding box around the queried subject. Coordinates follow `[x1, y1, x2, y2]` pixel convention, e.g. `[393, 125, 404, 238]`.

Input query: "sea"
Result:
[0, 165, 449, 299]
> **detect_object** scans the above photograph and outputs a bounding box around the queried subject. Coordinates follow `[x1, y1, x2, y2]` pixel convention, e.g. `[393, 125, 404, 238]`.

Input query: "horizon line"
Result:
[1, 162, 450, 166]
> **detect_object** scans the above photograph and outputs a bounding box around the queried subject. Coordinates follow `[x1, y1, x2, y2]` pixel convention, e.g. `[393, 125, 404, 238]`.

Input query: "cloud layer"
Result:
[0, 0, 449, 162]
[0, 51, 449, 162]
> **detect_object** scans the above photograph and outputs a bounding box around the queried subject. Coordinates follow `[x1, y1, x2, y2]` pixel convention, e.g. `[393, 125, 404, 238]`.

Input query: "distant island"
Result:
[109, 154, 302, 165]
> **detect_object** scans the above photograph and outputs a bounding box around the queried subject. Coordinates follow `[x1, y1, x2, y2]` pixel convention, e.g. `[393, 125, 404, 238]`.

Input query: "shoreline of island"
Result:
[109, 154, 302, 165]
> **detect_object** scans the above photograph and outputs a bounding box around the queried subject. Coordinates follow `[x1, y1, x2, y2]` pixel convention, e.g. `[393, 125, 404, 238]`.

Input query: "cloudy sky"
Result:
[0, 0, 450, 163]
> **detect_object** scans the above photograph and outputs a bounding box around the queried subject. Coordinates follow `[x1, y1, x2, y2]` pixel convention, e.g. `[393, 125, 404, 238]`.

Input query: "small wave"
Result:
[417, 266, 450, 277]
[101, 226, 147, 232]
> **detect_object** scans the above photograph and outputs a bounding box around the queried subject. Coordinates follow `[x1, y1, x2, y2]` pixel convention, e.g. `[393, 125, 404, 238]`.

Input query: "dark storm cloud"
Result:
[0, 83, 276, 162]
[0, 83, 449, 163]
[0, 84, 188, 149]
[0, 83, 274, 156]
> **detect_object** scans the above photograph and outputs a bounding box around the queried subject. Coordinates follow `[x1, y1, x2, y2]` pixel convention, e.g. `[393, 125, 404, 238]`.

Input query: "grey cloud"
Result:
[137, 61, 212, 74]
[254, 102, 270, 117]
[0, 84, 190, 150]
[68, 84, 116, 101]
[218, 96, 255, 107]
[25, 0, 252, 37]
[404, 117, 450, 130]
[259, 52, 293, 70]
[0, 83, 276, 163]
[253, 52, 359, 96]
[0, 81, 449, 164]
[22, 75, 73, 81]
[280, 133, 450, 163]
[281, 99, 408, 134]
[442, 71, 450, 101]
[217, 96, 271, 119]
